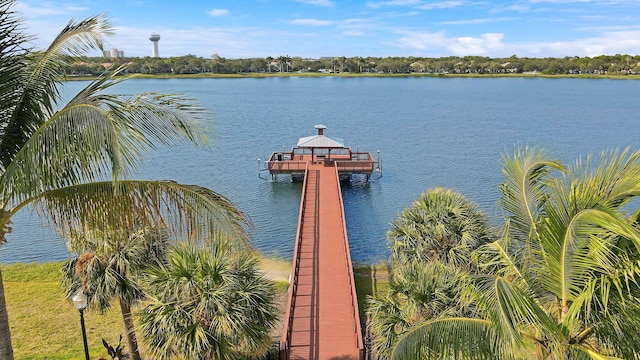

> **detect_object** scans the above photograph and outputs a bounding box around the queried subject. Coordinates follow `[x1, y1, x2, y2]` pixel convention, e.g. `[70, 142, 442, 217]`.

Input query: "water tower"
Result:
[149, 33, 160, 57]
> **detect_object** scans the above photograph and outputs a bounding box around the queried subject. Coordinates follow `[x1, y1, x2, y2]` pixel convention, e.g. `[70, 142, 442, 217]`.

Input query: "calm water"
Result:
[2, 77, 639, 264]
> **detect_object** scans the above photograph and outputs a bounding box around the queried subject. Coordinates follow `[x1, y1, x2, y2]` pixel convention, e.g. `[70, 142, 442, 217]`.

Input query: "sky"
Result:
[14, 0, 640, 59]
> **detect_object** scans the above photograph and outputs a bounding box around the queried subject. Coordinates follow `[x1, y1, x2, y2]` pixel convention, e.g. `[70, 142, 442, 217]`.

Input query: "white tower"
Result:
[149, 33, 160, 57]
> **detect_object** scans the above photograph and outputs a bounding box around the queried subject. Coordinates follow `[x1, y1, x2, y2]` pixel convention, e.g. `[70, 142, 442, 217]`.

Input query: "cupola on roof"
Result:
[296, 125, 345, 148]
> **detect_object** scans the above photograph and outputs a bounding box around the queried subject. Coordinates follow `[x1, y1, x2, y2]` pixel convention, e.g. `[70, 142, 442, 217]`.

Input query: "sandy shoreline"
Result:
[258, 257, 292, 283]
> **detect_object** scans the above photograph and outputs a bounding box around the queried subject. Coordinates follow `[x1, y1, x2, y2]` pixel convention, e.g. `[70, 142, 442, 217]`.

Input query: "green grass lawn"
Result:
[1, 260, 389, 359]
[353, 263, 390, 315]
[3, 262, 122, 360]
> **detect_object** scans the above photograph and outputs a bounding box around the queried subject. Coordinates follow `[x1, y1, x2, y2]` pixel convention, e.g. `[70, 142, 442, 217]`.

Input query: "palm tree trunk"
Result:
[0, 269, 14, 359]
[119, 298, 141, 360]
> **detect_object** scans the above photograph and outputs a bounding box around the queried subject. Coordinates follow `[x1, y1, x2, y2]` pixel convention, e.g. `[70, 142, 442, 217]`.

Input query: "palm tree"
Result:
[368, 262, 473, 358]
[265, 56, 273, 72]
[369, 187, 494, 357]
[0, 2, 248, 358]
[285, 55, 292, 72]
[339, 56, 347, 73]
[62, 226, 169, 360]
[139, 238, 278, 360]
[277, 55, 287, 73]
[387, 187, 495, 268]
[391, 147, 640, 359]
[355, 56, 366, 73]
[332, 57, 339, 73]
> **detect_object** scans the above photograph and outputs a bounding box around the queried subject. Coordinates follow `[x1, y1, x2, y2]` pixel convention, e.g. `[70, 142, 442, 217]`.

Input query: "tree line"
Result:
[68, 53, 640, 76]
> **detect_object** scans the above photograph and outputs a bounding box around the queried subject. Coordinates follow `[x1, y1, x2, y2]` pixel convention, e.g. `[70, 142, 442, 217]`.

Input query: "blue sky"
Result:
[15, 0, 640, 59]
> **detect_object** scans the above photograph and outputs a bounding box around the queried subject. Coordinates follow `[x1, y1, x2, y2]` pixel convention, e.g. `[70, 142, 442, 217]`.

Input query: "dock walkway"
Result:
[281, 161, 364, 360]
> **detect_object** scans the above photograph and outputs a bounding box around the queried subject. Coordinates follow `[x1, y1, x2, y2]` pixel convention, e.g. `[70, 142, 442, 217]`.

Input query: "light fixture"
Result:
[72, 289, 90, 360]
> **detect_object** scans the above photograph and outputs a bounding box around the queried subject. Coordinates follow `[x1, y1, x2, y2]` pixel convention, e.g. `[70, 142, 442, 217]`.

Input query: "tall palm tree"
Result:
[139, 237, 278, 360]
[62, 226, 170, 360]
[277, 55, 287, 72]
[285, 55, 292, 72]
[391, 147, 640, 359]
[339, 56, 347, 73]
[0, 2, 248, 358]
[265, 56, 273, 72]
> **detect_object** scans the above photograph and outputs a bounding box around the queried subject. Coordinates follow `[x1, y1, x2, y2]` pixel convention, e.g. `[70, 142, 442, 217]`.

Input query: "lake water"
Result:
[2, 77, 639, 264]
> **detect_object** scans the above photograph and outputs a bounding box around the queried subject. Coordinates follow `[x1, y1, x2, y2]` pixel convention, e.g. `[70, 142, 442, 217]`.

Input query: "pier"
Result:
[266, 125, 379, 359]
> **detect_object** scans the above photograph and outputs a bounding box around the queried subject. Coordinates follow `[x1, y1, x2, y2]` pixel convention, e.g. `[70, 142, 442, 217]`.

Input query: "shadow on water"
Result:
[342, 177, 390, 264]
[251, 178, 303, 259]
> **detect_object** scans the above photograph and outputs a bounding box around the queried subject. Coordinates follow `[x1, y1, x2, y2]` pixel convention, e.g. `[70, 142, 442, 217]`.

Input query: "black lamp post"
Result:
[72, 290, 90, 360]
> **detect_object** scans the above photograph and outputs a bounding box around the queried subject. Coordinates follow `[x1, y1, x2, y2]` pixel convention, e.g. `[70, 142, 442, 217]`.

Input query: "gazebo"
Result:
[264, 125, 380, 181]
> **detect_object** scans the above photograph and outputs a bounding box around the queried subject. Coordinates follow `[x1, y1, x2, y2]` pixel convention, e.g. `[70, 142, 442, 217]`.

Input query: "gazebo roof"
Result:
[296, 134, 345, 148]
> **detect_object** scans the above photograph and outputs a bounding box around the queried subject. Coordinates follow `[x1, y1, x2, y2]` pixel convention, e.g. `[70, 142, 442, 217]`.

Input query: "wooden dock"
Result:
[280, 160, 365, 360]
[267, 125, 378, 359]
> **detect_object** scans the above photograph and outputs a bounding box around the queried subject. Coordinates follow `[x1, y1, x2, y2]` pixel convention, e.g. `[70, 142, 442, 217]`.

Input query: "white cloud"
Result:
[528, 0, 591, 3]
[503, 4, 532, 11]
[14, 1, 88, 17]
[417, 1, 467, 10]
[440, 17, 516, 25]
[450, 33, 505, 54]
[295, 0, 334, 6]
[207, 9, 229, 16]
[366, 0, 421, 9]
[343, 18, 373, 25]
[394, 30, 505, 55]
[392, 27, 640, 57]
[512, 29, 640, 56]
[289, 19, 336, 26]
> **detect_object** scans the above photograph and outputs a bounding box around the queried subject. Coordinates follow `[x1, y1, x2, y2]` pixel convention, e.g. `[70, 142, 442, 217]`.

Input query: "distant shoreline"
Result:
[65, 72, 640, 81]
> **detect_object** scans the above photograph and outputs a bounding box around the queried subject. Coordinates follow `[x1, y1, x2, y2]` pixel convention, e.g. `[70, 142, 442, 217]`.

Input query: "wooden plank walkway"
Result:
[281, 161, 364, 360]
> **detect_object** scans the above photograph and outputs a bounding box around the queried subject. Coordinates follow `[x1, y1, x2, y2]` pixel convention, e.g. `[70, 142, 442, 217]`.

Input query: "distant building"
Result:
[211, 52, 220, 60]
[103, 48, 124, 58]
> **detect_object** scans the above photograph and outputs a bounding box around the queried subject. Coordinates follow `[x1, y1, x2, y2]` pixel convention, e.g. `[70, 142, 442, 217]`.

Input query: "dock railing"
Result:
[280, 162, 311, 360]
[268, 151, 374, 175]
[267, 152, 307, 173]
[335, 152, 375, 173]
[333, 165, 366, 359]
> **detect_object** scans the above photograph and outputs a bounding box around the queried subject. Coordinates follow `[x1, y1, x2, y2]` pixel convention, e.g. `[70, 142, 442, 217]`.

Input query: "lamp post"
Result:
[72, 290, 90, 360]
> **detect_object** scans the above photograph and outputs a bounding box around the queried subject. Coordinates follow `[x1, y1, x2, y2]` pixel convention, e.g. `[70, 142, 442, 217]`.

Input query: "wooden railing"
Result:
[335, 160, 375, 173]
[268, 160, 308, 172]
[267, 151, 375, 175]
[333, 165, 366, 359]
[280, 163, 311, 360]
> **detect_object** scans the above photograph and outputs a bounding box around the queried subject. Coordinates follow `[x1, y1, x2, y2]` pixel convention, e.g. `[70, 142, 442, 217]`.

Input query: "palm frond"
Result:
[0, 0, 30, 174]
[498, 146, 564, 242]
[571, 148, 640, 210]
[475, 275, 560, 349]
[1, 74, 208, 207]
[572, 344, 623, 360]
[544, 209, 637, 304]
[390, 317, 505, 360]
[0, 13, 112, 169]
[35, 180, 250, 248]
